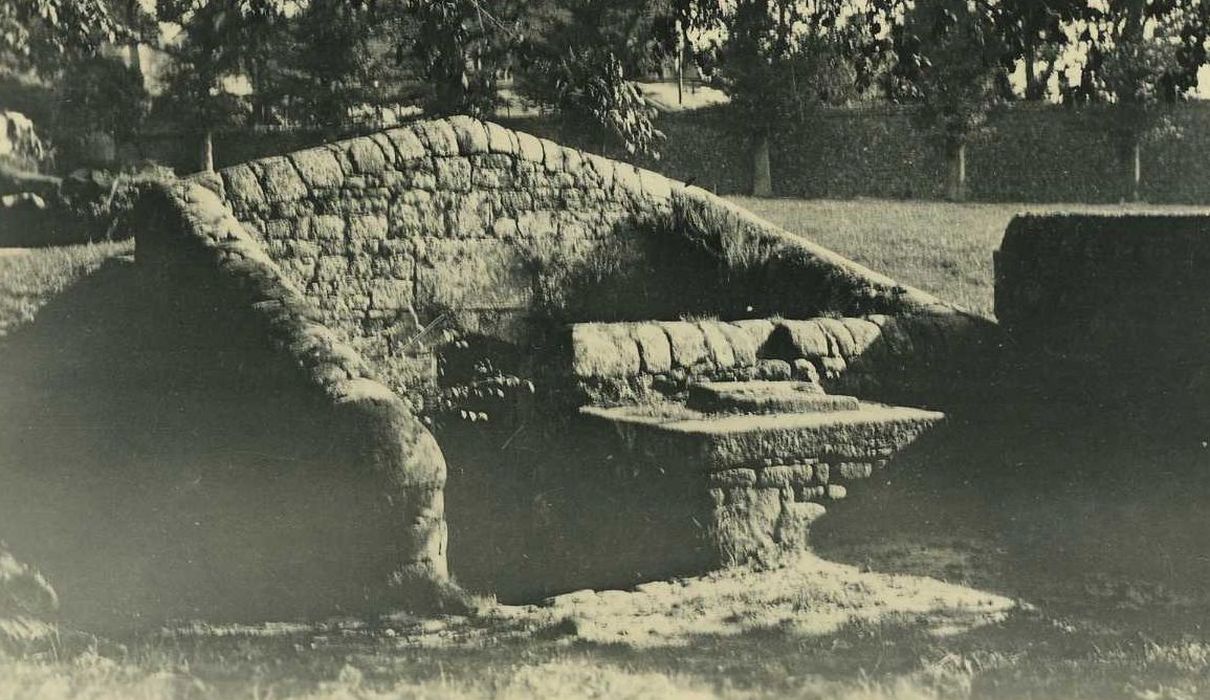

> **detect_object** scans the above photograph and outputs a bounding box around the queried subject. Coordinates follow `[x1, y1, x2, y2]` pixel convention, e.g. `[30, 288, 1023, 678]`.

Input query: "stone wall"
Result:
[130, 181, 462, 616]
[996, 213, 1210, 414]
[197, 116, 965, 404]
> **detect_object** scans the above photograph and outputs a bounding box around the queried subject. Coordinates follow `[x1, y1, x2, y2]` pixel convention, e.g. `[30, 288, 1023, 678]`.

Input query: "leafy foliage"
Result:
[0, 0, 121, 76]
[154, 0, 292, 146]
[888, 0, 1008, 148]
[405, 0, 524, 118]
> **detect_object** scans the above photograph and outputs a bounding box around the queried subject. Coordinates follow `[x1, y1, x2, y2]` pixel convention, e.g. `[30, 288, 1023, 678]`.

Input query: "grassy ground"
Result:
[728, 197, 1210, 318]
[0, 242, 131, 338]
[8, 206, 1210, 698]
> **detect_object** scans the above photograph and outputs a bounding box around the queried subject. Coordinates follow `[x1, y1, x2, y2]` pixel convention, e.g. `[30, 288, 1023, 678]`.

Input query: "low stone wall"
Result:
[131, 181, 459, 615]
[996, 213, 1210, 412]
[571, 311, 990, 409]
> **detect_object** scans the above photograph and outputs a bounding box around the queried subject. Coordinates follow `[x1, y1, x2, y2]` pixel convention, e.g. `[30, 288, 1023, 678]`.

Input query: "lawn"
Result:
[728, 197, 1210, 318]
[0, 242, 131, 338]
[8, 206, 1210, 699]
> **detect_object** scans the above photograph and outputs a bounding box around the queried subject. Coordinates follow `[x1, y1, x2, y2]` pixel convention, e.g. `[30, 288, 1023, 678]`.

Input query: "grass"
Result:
[0, 242, 131, 338]
[728, 197, 1210, 318]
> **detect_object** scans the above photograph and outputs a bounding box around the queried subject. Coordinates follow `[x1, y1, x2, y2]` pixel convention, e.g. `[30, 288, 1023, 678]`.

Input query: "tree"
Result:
[516, 0, 666, 157]
[695, 0, 880, 196]
[281, 0, 390, 131]
[888, 0, 1009, 201]
[404, 0, 525, 118]
[1064, 0, 1210, 200]
[996, 0, 1083, 100]
[1, 0, 122, 77]
[156, 0, 291, 171]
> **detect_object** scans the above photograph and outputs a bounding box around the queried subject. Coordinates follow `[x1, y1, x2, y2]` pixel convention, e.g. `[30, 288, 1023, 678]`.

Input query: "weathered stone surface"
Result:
[779, 320, 830, 358]
[485, 122, 517, 154]
[580, 402, 944, 470]
[347, 138, 388, 175]
[775, 501, 827, 548]
[707, 467, 758, 487]
[757, 463, 815, 488]
[434, 158, 472, 192]
[836, 462, 874, 480]
[348, 214, 388, 242]
[711, 489, 781, 566]
[687, 381, 858, 415]
[290, 147, 344, 189]
[515, 130, 545, 163]
[841, 317, 883, 357]
[414, 120, 459, 157]
[222, 163, 266, 209]
[417, 240, 532, 312]
[571, 323, 641, 378]
[660, 321, 709, 368]
[817, 317, 858, 358]
[385, 126, 427, 161]
[448, 115, 491, 155]
[631, 323, 673, 374]
[698, 322, 737, 368]
[257, 156, 308, 202]
[720, 323, 759, 366]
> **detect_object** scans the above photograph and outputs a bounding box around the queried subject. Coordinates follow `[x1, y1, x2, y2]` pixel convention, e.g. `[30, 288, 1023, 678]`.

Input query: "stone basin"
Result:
[579, 388, 943, 568]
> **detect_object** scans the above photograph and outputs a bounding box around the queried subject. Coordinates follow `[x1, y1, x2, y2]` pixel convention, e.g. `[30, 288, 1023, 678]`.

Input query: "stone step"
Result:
[686, 380, 859, 415]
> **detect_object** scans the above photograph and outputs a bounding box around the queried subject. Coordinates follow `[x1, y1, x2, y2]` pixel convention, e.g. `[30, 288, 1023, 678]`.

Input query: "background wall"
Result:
[146, 102, 1210, 204]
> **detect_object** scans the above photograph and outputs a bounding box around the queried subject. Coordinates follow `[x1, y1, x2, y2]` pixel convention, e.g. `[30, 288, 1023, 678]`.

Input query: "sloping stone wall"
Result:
[131, 181, 462, 616]
[196, 116, 975, 402]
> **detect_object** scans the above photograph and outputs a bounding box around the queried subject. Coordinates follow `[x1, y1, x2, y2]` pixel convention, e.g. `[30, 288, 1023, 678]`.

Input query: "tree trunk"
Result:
[200, 129, 215, 173]
[752, 134, 772, 197]
[946, 141, 967, 202]
[1024, 41, 1039, 100]
[1131, 139, 1142, 202]
[676, 19, 685, 106]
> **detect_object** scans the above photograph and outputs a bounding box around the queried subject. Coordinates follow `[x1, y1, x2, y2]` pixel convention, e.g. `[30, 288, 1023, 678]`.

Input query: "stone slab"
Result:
[685, 380, 859, 416]
[580, 402, 943, 470]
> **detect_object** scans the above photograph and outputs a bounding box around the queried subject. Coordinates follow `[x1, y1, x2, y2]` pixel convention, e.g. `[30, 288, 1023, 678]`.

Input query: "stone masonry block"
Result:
[570, 323, 641, 378]
[720, 323, 759, 366]
[221, 164, 267, 210]
[448, 115, 490, 154]
[817, 317, 858, 358]
[757, 463, 815, 489]
[434, 157, 472, 192]
[779, 320, 830, 358]
[660, 321, 709, 368]
[256, 157, 308, 203]
[347, 214, 388, 242]
[311, 215, 346, 242]
[515, 130, 545, 163]
[290, 147, 344, 189]
[841, 317, 883, 357]
[698, 321, 737, 368]
[483, 122, 516, 154]
[414, 120, 459, 157]
[630, 323, 673, 374]
[346, 138, 388, 175]
[369, 277, 414, 311]
[708, 468, 758, 488]
[385, 126, 427, 161]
